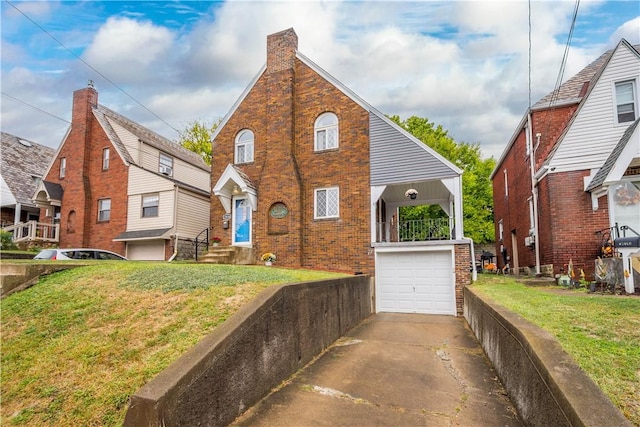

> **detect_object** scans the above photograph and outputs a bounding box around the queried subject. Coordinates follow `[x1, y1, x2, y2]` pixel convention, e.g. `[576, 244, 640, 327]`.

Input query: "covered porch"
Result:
[371, 177, 463, 244]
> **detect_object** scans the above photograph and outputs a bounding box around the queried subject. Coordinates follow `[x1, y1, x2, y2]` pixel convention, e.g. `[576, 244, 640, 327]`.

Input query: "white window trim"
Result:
[60, 157, 66, 178]
[314, 187, 340, 219]
[314, 113, 339, 152]
[235, 130, 254, 164]
[503, 169, 508, 196]
[159, 153, 173, 176]
[142, 193, 159, 218]
[98, 198, 111, 222]
[614, 79, 637, 124]
[103, 148, 110, 170]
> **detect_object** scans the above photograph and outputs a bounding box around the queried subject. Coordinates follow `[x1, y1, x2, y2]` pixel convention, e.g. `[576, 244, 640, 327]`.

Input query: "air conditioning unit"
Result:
[159, 165, 172, 176]
[525, 236, 535, 247]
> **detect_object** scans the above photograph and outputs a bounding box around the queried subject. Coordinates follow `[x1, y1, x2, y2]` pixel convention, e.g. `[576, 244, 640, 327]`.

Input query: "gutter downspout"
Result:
[528, 113, 541, 275]
[168, 233, 178, 262]
[464, 237, 477, 282]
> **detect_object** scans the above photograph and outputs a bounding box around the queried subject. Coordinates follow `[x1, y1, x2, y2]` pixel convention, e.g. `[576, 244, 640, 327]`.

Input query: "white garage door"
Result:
[127, 241, 165, 261]
[376, 250, 455, 315]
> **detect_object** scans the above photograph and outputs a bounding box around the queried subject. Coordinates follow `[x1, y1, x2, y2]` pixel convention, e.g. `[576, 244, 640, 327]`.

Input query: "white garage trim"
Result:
[375, 245, 455, 315]
[127, 241, 166, 261]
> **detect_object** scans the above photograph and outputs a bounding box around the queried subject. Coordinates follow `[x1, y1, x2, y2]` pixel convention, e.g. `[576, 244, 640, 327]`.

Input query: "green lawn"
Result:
[471, 274, 640, 425]
[0, 262, 346, 426]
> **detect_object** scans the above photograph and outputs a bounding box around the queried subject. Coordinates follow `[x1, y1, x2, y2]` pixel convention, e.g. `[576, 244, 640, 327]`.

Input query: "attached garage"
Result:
[127, 241, 165, 261]
[375, 247, 456, 315]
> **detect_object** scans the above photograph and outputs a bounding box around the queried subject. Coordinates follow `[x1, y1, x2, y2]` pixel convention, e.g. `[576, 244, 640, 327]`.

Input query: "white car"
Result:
[33, 248, 127, 261]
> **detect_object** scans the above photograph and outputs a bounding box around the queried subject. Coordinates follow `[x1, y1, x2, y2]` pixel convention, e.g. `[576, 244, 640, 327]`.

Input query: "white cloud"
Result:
[1, 0, 637, 161]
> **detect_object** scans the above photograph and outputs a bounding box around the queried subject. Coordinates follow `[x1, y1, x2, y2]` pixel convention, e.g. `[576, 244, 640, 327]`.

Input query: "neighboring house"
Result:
[1, 132, 55, 235]
[210, 28, 471, 315]
[32, 85, 211, 260]
[491, 39, 640, 293]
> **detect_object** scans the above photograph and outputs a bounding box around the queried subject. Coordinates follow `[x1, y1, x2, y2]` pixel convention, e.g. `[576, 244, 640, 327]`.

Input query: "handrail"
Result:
[375, 218, 453, 243]
[194, 227, 210, 261]
[2, 221, 60, 243]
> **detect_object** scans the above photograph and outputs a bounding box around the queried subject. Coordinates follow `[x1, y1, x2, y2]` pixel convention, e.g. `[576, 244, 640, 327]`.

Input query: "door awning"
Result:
[212, 164, 258, 213]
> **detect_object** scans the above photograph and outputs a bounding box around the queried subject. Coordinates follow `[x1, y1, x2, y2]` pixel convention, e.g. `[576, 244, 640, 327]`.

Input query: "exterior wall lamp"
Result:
[405, 189, 418, 200]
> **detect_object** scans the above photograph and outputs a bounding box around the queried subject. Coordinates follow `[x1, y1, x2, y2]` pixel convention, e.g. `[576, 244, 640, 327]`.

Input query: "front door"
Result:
[232, 197, 251, 246]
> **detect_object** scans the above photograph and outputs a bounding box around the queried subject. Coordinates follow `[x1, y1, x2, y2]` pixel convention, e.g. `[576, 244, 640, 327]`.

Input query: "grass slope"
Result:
[472, 274, 640, 425]
[1, 262, 346, 426]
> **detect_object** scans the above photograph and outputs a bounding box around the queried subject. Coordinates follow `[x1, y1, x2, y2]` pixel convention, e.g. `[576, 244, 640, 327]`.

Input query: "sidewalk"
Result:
[232, 313, 523, 426]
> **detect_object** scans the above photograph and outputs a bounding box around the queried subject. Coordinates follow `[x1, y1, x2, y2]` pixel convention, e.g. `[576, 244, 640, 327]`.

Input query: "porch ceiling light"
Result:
[232, 184, 241, 195]
[405, 188, 418, 200]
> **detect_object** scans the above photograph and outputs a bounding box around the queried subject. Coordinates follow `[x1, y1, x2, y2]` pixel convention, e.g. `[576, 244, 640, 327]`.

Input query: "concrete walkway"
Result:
[232, 313, 523, 426]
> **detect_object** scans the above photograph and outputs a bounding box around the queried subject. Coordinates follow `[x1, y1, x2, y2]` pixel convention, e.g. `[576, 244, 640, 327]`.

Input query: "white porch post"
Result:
[371, 185, 386, 243]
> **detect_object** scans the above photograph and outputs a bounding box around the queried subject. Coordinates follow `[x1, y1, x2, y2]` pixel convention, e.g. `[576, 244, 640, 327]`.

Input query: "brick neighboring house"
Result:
[210, 28, 471, 316]
[1, 132, 55, 232]
[491, 39, 640, 293]
[32, 85, 211, 260]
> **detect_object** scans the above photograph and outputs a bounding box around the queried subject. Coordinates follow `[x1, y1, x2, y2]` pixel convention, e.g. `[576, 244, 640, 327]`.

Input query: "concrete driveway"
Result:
[232, 313, 523, 426]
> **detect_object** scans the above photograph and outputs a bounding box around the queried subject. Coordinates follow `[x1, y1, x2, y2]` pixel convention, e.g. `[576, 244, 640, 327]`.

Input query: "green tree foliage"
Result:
[389, 115, 496, 243]
[177, 120, 219, 165]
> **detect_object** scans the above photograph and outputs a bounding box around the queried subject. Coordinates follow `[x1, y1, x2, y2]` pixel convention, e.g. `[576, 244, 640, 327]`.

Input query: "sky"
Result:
[1, 1, 639, 160]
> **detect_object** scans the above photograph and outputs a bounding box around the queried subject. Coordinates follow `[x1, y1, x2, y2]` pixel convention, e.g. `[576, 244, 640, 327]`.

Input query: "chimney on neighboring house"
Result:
[266, 28, 298, 74]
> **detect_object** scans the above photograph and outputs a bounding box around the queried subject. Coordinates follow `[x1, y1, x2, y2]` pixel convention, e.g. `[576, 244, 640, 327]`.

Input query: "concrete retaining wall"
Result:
[0, 264, 80, 297]
[123, 275, 372, 427]
[464, 287, 631, 427]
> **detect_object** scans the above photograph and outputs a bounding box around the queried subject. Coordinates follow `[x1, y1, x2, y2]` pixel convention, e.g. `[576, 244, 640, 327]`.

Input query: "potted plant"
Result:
[210, 236, 222, 247]
[261, 252, 276, 266]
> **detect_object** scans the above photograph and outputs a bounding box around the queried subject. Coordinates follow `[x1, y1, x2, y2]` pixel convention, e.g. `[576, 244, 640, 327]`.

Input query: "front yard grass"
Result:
[471, 274, 640, 425]
[0, 262, 347, 426]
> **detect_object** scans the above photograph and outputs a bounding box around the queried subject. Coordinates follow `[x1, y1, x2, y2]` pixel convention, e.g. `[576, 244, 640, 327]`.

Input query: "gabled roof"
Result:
[585, 118, 640, 191]
[493, 39, 640, 177]
[212, 48, 461, 179]
[93, 105, 209, 171]
[0, 132, 55, 208]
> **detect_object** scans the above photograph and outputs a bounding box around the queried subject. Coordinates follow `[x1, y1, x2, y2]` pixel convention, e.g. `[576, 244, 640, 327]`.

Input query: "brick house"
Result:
[210, 28, 471, 315]
[33, 85, 211, 260]
[1, 132, 55, 240]
[491, 39, 639, 293]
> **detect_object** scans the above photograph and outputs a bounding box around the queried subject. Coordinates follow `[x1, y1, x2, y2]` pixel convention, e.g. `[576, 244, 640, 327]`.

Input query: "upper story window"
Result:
[503, 169, 508, 197]
[314, 113, 339, 151]
[59, 157, 66, 178]
[615, 80, 636, 123]
[142, 193, 159, 217]
[159, 153, 173, 176]
[102, 148, 110, 170]
[98, 198, 111, 222]
[235, 130, 254, 164]
[314, 187, 339, 219]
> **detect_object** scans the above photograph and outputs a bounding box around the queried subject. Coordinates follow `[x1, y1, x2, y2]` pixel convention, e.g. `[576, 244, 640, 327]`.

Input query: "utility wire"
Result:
[2, 92, 71, 124]
[539, 0, 580, 142]
[4, 0, 180, 134]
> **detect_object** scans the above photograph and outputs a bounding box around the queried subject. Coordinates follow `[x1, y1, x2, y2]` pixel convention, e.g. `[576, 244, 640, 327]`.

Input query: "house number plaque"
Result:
[269, 203, 289, 219]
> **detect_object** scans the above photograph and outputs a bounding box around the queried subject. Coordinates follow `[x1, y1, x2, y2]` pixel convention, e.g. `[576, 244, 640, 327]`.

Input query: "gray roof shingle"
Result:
[1, 132, 55, 207]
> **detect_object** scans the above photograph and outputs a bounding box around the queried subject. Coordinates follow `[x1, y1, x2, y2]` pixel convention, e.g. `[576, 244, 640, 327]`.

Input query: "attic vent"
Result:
[18, 139, 32, 147]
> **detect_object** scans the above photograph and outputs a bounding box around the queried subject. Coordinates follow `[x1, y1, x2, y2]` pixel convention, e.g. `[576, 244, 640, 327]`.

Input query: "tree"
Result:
[176, 119, 220, 165]
[389, 115, 496, 243]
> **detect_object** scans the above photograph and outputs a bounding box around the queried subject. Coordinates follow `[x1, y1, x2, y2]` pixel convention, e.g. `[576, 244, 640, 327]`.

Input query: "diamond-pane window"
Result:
[314, 113, 338, 151]
[315, 187, 339, 219]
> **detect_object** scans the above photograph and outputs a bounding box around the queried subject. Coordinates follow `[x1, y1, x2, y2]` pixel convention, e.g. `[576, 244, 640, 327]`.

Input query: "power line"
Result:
[3, 0, 180, 134]
[2, 92, 71, 124]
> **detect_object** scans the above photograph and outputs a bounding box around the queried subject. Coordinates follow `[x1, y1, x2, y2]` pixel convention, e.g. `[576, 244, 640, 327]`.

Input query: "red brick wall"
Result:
[42, 87, 127, 256]
[540, 171, 609, 278]
[454, 244, 471, 315]
[492, 104, 607, 279]
[211, 31, 373, 274]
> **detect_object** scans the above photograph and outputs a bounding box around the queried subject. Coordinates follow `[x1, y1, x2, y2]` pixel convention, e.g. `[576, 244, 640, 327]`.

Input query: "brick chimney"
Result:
[266, 28, 298, 74]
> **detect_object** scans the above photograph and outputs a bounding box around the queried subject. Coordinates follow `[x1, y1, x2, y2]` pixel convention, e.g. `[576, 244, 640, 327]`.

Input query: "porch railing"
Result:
[376, 218, 453, 243]
[2, 221, 60, 243]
